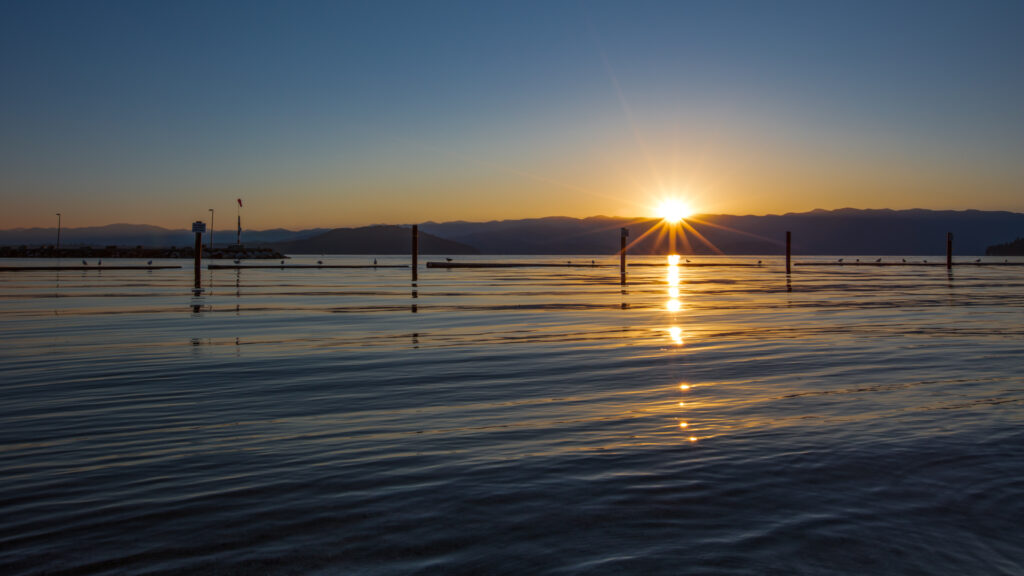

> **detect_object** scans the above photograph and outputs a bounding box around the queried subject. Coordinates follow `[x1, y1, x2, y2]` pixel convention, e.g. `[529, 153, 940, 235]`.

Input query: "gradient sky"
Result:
[2, 0, 1022, 229]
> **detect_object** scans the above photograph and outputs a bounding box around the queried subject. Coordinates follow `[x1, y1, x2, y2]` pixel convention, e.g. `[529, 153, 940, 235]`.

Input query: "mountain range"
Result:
[274, 225, 478, 254]
[4, 209, 1023, 255]
[0, 224, 327, 248]
[418, 209, 1024, 255]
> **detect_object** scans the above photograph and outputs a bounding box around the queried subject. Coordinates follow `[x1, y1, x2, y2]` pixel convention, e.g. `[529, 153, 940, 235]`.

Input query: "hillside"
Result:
[273, 225, 478, 255]
[421, 210, 1024, 255]
[986, 237, 1024, 256]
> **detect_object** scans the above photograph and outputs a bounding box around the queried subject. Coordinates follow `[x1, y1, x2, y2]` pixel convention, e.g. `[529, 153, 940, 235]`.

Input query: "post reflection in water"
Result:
[189, 292, 205, 316]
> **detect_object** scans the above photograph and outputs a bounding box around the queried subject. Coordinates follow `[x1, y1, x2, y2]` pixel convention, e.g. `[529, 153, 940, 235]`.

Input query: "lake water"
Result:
[2, 255, 1023, 575]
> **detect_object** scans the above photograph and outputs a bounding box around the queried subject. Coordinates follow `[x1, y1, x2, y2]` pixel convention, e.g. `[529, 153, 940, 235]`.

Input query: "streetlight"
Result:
[208, 208, 214, 250]
[56, 213, 61, 252]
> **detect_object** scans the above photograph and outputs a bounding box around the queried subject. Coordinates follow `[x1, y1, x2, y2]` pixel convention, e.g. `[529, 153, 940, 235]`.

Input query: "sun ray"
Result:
[680, 219, 725, 255]
[676, 222, 693, 255]
[683, 216, 785, 246]
[623, 220, 665, 252]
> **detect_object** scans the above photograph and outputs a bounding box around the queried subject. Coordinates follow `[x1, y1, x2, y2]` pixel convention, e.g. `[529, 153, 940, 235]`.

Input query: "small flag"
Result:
[237, 198, 243, 207]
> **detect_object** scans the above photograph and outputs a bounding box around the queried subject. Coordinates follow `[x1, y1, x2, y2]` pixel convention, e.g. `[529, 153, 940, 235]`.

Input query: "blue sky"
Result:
[2, 0, 1022, 228]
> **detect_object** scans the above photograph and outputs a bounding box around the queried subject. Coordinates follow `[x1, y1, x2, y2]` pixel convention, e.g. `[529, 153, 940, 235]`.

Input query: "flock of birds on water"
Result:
[834, 257, 988, 263]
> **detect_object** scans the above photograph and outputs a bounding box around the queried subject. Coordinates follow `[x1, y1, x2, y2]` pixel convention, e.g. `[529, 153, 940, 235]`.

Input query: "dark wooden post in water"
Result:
[620, 227, 629, 284]
[946, 232, 953, 269]
[192, 221, 206, 293]
[786, 231, 791, 274]
[411, 225, 419, 281]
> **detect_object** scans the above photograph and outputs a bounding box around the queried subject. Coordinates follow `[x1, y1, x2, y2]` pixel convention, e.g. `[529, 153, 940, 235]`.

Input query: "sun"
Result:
[656, 198, 693, 223]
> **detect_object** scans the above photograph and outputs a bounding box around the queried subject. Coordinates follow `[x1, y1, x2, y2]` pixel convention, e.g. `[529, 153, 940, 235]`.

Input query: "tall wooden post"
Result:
[412, 225, 419, 281]
[946, 232, 953, 269]
[192, 221, 205, 293]
[786, 231, 791, 274]
[620, 227, 628, 284]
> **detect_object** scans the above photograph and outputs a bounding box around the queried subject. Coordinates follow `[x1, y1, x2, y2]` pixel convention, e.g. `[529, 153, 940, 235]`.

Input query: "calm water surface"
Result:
[2, 255, 1023, 574]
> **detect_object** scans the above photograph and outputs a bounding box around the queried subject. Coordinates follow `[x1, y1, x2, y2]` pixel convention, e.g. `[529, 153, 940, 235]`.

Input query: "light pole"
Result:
[208, 209, 214, 250]
[56, 213, 61, 253]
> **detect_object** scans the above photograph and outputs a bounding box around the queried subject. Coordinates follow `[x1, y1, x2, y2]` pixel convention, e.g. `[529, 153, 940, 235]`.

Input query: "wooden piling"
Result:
[193, 225, 203, 292]
[946, 232, 953, 269]
[412, 224, 419, 281]
[786, 231, 791, 274]
[620, 227, 628, 284]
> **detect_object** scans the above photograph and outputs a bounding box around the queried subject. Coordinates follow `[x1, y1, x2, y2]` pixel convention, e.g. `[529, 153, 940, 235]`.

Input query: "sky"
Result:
[2, 0, 1022, 230]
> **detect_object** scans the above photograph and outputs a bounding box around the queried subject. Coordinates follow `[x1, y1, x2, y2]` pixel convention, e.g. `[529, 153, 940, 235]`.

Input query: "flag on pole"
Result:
[237, 198, 243, 207]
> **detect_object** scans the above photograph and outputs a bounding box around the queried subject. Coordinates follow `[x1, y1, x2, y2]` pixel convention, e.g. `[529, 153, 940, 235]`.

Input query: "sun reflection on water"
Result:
[667, 255, 697, 442]
[666, 255, 684, 315]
